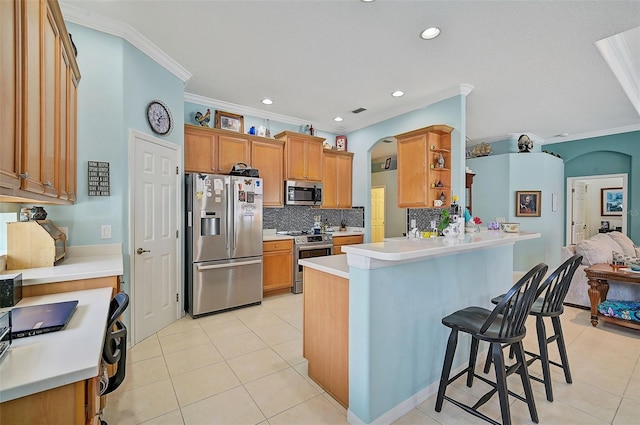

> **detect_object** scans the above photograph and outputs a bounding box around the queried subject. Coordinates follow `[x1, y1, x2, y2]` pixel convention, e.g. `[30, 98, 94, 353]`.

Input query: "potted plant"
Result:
[437, 209, 451, 235]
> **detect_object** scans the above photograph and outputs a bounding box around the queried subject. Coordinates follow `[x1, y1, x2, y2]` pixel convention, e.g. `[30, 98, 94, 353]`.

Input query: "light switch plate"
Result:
[101, 224, 112, 239]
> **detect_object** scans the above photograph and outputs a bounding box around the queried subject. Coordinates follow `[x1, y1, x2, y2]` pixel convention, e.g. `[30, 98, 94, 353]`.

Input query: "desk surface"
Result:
[0, 287, 112, 402]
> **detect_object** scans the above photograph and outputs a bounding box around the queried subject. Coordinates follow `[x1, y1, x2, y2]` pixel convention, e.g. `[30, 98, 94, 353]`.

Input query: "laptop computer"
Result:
[8, 300, 79, 339]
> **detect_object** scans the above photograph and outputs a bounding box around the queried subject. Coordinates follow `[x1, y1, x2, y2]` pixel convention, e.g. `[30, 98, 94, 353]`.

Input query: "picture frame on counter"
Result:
[601, 187, 623, 216]
[516, 190, 541, 217]
[215, 110, 244, 133]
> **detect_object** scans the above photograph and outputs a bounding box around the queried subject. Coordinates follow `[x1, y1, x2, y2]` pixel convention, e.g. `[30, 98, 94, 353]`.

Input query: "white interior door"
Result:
[371, 187, 385, 242]
[571, 181, 587, 244]
[132, 131, 180, 344]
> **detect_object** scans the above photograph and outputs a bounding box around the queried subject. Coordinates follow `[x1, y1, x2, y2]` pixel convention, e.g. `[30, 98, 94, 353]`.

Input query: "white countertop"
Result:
[0, 287, 112, 402]
[343, 230, 540, 269]
[263, 234, 295, 241]
[299, 254, 349, 279]
[2, 244, 124, 286]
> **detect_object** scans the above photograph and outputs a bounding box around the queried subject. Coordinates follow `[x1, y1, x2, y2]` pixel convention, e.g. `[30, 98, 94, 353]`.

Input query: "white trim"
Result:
[565, 173, 628, 245]
[346, 358, 477, 425]
[186, 84, 474, 134]
[596, 32, 640, 118]
[59, 2, 192, 82]
[184, 92, 308, 127]
[542, 124, 640, 145]
[128, 129, 183, 345]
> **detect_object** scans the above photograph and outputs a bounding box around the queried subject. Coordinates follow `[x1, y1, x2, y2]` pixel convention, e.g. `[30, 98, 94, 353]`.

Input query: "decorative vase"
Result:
[438, 152, 445, 168]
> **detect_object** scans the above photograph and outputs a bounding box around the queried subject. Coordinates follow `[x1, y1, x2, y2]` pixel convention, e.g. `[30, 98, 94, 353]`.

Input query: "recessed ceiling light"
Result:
[261, 98, 273, 105]
[361, 0, 375, 3]
[334, 116, 343, 122]
[391, 90, 405, 97]
[420, 27, 441, 40]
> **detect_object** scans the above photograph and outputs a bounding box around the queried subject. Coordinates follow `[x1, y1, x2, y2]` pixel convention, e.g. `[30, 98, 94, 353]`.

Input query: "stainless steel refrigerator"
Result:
[186, 173, 263, 317]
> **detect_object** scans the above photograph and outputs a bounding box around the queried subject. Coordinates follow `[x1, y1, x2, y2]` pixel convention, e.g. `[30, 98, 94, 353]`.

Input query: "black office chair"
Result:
[435, 263, 548, 425]
[484, 255, 583, 402]
[99, 292, 129, 425]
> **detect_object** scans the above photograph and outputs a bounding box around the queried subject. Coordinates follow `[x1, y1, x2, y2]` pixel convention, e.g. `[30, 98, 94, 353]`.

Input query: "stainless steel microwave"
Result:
[285, 180, 322, 206]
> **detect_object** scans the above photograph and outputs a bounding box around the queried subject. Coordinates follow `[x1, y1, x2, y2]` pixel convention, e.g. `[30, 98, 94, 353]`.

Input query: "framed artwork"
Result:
[601, 187, 623, 216]
[516, 190, 541, 217]
[214, 110, 244, 133]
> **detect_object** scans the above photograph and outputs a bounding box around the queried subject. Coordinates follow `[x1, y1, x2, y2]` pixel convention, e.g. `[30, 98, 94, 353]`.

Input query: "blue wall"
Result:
[468, 153, 564, 270]
[347, 95, 466, 242]
[44, 23, 185, 301]
[546, 131, 639, 244]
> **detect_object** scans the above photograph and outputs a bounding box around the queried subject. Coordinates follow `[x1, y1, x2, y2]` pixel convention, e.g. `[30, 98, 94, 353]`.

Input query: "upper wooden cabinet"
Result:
[0, 0, 80, 203]
[275, 131, 324, 182]
[184, 125, 250, 174]
[322, 150, 353, 209]
[250, 138, 284, 207]
[396, 125, 453, 208]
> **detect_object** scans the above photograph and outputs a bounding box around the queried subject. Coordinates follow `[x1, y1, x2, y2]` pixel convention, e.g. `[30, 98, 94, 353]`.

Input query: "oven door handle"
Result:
[296, 244, 334, 251]
[197, 259, 262, 271]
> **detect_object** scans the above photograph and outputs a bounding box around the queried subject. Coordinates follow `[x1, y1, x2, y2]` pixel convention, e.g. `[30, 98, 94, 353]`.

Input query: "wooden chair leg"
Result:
[492, 341, 512, 425]
[552, 316, 572, 384]
[536, 316, 553, 402]
[467, 337, 479, 387]
[435, 329, 458, 412]
[513, 341, 539, 423]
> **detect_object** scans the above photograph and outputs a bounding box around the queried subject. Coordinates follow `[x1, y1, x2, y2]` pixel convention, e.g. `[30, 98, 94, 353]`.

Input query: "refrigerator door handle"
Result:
[187, 211, 192, 227]
[228, 181, 235, 250]
[196, 259, 262, 271]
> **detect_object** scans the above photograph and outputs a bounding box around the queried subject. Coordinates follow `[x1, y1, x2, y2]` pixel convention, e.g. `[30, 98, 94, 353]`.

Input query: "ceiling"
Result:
[62, 0, 640, 156]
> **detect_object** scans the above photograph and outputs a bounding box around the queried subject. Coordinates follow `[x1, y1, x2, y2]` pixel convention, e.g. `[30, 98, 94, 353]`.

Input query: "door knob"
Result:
[136, 248, 150, 255]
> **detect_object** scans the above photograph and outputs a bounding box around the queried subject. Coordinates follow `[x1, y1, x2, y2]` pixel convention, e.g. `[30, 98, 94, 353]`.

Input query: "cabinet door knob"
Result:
[44, 181, 53, 187]
[19, 172, 29, 179]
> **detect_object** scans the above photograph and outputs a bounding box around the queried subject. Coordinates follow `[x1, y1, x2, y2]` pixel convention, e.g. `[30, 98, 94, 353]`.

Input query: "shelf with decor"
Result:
[397, 124, 453, 208]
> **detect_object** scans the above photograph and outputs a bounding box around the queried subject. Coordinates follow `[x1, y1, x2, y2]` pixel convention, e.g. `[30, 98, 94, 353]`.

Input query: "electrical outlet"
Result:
[101, 224, 112, 239]
[410, 219, 416, 228]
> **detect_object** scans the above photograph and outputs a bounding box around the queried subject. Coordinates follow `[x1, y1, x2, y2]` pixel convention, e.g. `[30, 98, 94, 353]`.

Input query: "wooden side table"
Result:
[585, 263, 640, 330]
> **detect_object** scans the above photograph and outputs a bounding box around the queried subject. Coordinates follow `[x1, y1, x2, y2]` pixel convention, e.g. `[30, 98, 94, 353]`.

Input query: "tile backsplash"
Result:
[264, 206, 364, 232]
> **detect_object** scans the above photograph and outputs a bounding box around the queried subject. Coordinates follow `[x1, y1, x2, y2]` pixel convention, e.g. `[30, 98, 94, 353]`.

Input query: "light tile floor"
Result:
[104, 293, 640, 425]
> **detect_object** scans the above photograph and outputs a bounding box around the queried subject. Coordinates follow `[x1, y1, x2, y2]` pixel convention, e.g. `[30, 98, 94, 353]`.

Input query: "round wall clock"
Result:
[146, 100, 173, 135]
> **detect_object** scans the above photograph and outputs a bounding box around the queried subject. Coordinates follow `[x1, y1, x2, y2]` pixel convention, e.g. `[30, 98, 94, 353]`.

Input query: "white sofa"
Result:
[561, 231, 640, 308]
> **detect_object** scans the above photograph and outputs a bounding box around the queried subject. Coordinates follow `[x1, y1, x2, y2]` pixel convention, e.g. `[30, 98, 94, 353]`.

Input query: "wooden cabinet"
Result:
[262, 239, 293, 294]
[250, 139, 284, 207]
[303, 267, 349, 407]
[184, 125, 250, 174]
[332, 234, 363, 255]
[1, 378, 100, 425]
[275, 131, 324, 182]
[322, 150, 353, 209]
[465, 172, 475, 214]
[0, 0, 80, 203]
[396, 125, 453, 208]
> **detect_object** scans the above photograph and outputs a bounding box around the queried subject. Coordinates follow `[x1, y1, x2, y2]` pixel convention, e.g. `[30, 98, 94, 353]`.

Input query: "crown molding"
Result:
[542, 123, 640, 144]
[184, 93, 309, 127]
[332, 84, 475, 134]
[596, 29, 640, 118]
[59, 2, 192, 83]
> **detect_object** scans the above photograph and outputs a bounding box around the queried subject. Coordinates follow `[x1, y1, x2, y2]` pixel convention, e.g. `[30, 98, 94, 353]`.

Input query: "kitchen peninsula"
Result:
[300, 230, 539, 425]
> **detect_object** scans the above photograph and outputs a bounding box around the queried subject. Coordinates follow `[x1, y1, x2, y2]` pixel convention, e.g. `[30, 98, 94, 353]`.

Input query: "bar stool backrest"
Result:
[480, 263, 548, 339]
[102, 292, 129, 394]
[536, 255, 583, 314]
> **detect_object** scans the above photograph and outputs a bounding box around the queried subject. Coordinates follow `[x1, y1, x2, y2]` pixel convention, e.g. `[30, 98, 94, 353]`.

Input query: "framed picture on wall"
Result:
[215, 110, 244, 133]
[601, 187, 623, 216]
[516, 190, 541, 217]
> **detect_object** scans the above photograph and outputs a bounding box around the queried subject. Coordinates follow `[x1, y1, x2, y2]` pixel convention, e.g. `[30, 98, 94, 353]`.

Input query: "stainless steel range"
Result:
[292, 233, 333, 294]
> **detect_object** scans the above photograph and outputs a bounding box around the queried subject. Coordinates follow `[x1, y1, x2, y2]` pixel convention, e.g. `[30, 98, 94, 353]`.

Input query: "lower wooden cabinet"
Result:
[332, 235, 363, 255]
[0, 377, 100, 425]
[262, 240, 293, 294]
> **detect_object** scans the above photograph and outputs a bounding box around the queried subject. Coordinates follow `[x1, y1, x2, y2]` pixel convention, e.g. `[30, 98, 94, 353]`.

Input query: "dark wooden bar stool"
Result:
[435, 263, 548, 425]
[484, 255, 583, 402]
